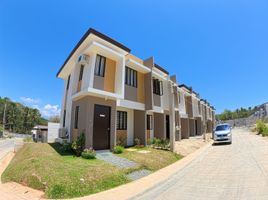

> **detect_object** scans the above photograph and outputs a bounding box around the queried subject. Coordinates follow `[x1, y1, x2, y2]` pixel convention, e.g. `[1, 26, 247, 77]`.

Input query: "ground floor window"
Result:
[117, 111, 127, 130]
[74, 106, 79, 129]
[147, 115, 153, 130]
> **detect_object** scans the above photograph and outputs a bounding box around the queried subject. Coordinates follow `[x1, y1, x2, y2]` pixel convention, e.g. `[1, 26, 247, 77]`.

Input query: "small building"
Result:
[32, 122, 60, 143]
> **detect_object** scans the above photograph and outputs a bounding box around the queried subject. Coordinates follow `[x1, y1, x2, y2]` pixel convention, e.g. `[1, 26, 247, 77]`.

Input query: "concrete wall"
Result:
[47, 122, 60, 143]
[189, 118, 196, 136]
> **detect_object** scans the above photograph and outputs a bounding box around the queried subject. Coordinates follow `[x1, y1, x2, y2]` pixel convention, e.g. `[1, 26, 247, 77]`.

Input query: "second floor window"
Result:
[95, 54, 106, 77]
[117, 111, 127, 130]
[74, 106, 79, 129]
[153, 78, 163, 96]
[79, 65, 84, 81]
[125, 66, 137, 87]
[66, 75, 71, 90]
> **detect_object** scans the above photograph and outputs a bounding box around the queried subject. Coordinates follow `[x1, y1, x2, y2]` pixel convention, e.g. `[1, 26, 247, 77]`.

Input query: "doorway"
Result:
[93, 105, 111, 150]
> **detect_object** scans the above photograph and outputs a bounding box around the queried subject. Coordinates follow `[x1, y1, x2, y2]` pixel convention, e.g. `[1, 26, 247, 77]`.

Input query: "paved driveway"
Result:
[0, 139, 15, 160]
[133, 128, 268, 200]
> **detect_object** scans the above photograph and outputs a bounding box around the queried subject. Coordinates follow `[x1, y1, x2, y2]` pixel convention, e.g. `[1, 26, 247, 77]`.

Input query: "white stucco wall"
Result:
[47, 122, 60, 143]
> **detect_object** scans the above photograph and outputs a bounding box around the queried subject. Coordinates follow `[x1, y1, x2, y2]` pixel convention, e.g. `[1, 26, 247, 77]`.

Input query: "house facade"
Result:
[57, 28, 215, 151]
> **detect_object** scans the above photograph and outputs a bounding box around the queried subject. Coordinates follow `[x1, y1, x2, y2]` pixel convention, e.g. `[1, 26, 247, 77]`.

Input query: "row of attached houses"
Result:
[57, 28, 215, 151]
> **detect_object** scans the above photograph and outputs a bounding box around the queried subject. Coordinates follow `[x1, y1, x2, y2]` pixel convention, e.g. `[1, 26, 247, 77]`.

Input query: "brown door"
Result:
[93, 105, 111, 150]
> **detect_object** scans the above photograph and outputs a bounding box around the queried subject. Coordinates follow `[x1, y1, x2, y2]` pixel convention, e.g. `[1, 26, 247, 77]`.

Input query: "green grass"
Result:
[119, 147, 183, 171]
[1, 143, 128, 199]
[1, 144, 183, 199]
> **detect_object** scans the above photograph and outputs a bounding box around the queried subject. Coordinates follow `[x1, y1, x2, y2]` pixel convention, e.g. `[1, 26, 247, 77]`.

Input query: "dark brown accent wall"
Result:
[144, 57, 154, 110]
[153, 94, 161, 107]
[71, 96, 116, 149]
[134, 110, 146, 145]
[189, 118, 196, 136]
[181, 118, 190, 139]
[186, 96, 193, 118]
[124, 85, 138, 102]
[93, 76, 104, 90]
[154, 113, 165, 139]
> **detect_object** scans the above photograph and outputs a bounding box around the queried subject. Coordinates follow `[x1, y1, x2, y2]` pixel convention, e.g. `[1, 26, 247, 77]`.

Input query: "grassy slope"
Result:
[119, 147, 183, 171]
[1, 143, 128, 198]
[2, 144, 183, 198]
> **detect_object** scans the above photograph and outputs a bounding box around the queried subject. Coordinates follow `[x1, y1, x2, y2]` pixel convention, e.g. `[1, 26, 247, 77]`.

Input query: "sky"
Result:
[0, 0, 268, 117]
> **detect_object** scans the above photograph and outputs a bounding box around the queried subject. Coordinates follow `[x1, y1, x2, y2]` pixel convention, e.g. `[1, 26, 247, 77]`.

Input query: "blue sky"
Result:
[0, 0, 268, 117]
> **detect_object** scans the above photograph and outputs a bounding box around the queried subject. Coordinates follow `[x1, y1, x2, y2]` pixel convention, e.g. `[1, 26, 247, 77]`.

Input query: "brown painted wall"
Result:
[137, 72, 145, 103]
[134, 110, 146, 145]
[125, 85, 138, 102]
[71, 96, 116, 150]
[186, 96, 193, 118]
[143, 57, 154, 111]
[181, 118, 190, 139]
[154, 113, 165, 139]
[189, 118, 196, 136]
[93, 75, 104, 90]
[153, 94, 161, 107]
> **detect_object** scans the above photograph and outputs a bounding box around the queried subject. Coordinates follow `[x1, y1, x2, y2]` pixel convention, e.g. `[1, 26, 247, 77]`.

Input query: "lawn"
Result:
[119, 147, 183, 171]
[1, 143, 128, 199]
[1, 143, 182, 199]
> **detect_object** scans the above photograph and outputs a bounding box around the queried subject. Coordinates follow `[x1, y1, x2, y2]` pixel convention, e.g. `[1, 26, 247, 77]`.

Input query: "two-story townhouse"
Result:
[57, 28, 177, 150]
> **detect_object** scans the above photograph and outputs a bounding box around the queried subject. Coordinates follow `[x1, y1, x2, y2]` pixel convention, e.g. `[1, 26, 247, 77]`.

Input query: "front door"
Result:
[93, 105, 111, 150]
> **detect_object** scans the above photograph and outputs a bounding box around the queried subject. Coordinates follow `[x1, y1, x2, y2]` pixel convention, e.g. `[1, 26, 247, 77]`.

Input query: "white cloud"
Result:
[20, 97, 40, 104]
[19, 97, 61, 118]
[39, 104, 61, 118]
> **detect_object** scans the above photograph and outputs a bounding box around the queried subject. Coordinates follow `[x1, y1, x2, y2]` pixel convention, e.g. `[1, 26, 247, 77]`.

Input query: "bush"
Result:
[113, 145, 124, 154]
[134, 138, 140, 146]
[23, 136, 33, 142]
[151, 138, 170, 150]
[71, 132, 85, 156]
[81, 148, 96, 159]
[62, 141, 72, 152]
[256, 120, 268, 136]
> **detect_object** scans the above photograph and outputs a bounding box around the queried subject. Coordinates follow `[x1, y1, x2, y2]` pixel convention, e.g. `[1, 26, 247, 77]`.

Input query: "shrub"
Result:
[23, 136, 33, 142]
[71, 132, 85, 156]
[134, 138, 140, 146]
[81, 148, 96, 159]
[262, 126, 268, 137]
[151, 138, 170, 150]
[113, 145, 124, 154]
[62, 141, 72, 152]
[256, 120, 266, 134]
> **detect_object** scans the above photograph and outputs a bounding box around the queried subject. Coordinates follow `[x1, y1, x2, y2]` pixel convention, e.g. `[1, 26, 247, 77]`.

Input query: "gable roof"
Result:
[56, 28, 131, 77]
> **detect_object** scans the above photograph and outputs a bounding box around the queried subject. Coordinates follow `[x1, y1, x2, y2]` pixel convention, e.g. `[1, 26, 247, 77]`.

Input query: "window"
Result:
[74, 106, 79, 129]
[66, 75, 71, 90]
[63, 110, 66, 127]
[153, 78, 163, 96]
[79, 65, 84, 81]
[117, 111, 127, 130]
[125, 66, 137, 87]
[147, 115, 153, 130]
[95, 54, 106, 77]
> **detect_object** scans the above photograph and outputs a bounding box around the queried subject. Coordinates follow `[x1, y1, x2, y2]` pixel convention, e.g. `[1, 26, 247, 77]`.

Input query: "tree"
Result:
[49, 115, 60, 123]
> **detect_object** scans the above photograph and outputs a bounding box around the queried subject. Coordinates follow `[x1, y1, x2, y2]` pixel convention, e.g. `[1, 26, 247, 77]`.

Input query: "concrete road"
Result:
[0, 139, 15, 160]
[133, 128, 268, 200]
